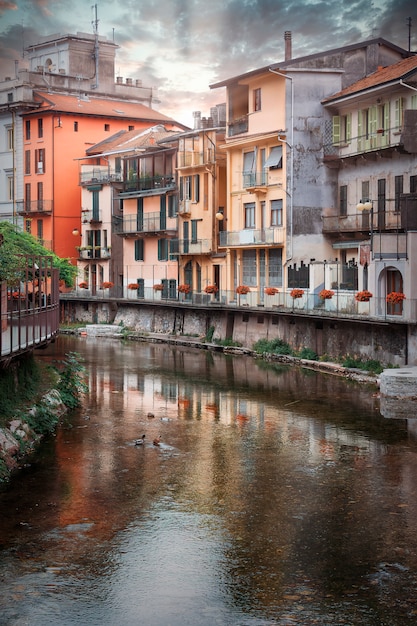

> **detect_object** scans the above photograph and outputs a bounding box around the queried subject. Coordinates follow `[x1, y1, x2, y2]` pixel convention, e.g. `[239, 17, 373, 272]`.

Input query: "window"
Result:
[38, 118, 43, 138]
[7, 175, 13, 201]
[269, 249, 283, 286]
[410, 175, 417, 193]
[264, 146, 282, 169]
[104, 124, 110, 132]
[35, 148, 45, 174]
[7, 92, 13, 103]
[332, 114, 351, 144]
[25, 183, 31, 211]
[361, 181, 370, 203]
[395, 175, 403, 212]
[412, 94, 417, 110]
[25, 219, 31, 233]
[25, 150, 31, 175]
[168, 194, 177, 217]
[134, 239, 144, 261]
[244, 202, 255, 228]
[242, 250, 257, 286]
[92, 190, 100, 220]
[37, 219, 43, 241]
[158, 239, 168, 261]
[180, 176, 192, 201]
[243, 150, 256, 186]
[128, 125, 134, 131]
[254, 88, 261, 111]
[7, 127, 13, 150]
[115, 157, 121, 175]
[394, 98, 404, 130]
[193, 174, 200, 202]
[25, 120, 30, 140]
[37, 182, 43, 210]
[135, 278, 145, 298]
[74, 121, 78, 132]
[191, 219, 198, 243]
[270, 199, 283, 226]
[339, 185, 347, 216]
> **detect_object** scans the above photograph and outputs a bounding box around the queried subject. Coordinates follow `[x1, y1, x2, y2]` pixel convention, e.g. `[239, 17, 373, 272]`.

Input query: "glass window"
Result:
[244, 202, 255, 228]
[242, 250, 257, 286]
[158, 238, 168, 261]
[254, 88, 261, 111]
[339, 185, 347, 216]
[134, 239, 144, 261]
[38, 118, 43, 138]
[270, 199, 283, 226]
[268, 249, 283, 286]
[264, 147, 282, 169]
[25, 120, 30, 140]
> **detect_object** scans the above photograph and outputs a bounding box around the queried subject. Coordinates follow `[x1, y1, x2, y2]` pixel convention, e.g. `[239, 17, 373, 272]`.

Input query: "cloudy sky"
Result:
[0, 0, 416, 126]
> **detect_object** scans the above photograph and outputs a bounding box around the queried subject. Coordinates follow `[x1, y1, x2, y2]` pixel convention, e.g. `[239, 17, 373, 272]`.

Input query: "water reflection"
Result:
[1, 335, 417, 625]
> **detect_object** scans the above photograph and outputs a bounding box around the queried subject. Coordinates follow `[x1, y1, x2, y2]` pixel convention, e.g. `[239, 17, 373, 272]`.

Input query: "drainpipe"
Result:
[268, 68, 294, 266]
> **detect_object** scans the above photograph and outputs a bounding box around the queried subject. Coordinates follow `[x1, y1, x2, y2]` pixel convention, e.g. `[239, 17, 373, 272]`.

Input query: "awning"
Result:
[264, 146, 282, 168]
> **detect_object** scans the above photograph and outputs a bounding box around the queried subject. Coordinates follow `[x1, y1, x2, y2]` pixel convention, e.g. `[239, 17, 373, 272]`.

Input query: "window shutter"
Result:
[194, 174, 200, 202]
[346, 114, 351, 141]
[332, 116, 341, 145]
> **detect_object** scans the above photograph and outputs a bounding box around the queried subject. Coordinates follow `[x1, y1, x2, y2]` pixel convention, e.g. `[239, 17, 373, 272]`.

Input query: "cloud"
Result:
[0, 1, 18, 16]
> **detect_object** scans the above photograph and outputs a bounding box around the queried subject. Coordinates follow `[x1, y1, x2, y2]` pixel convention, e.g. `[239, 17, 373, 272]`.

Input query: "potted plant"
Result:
[128, 283, 139, 290]
[79, 281, 88, 289]
[264, 287, 279, 296]
[101, 281, 114, 289]
[290, 288, 304, 299]
[204, 285, 218, 294]
[236, 285, 250, 295]
[386, 292, 406, 304]
[153, 283, 164, 291]
[319, 289, 334, 300]
[178, 284, 191, 294]
[355, 290, 373, 302]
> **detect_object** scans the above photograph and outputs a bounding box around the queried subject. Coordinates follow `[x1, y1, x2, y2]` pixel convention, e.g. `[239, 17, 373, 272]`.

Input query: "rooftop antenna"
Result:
[407, 17, 412, 52]
[91, 4, 99, 89]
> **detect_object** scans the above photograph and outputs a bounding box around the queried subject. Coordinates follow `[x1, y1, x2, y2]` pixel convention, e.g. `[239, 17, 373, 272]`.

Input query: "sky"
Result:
[0, 0, 416, 127]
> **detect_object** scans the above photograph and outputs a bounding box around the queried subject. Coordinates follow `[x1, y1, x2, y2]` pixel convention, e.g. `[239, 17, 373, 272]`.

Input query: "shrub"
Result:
[253, 338, 292, 355]
[298, 347, 319, 360]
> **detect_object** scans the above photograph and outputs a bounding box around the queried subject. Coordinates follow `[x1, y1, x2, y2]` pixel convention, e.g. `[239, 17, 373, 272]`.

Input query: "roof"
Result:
[86, 125, 180, 156]
[323, 54, 417, 103]
[27, 91, 187, 127]
[210, 38, 411, 89]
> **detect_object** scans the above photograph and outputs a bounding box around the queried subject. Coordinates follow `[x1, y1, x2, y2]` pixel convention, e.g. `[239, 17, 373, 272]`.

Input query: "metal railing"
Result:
[114, 213, 177, 235]
[219, 227, 285, 247]
[122, 175, 176, 194]
[16, 199, 53, 215]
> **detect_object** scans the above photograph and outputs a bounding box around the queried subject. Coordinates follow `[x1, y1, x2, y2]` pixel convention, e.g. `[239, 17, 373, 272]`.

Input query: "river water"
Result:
[1, 335, 417, 625]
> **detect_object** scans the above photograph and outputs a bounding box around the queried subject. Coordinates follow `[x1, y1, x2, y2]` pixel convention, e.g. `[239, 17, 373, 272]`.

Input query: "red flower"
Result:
[290, 289, 304, 299]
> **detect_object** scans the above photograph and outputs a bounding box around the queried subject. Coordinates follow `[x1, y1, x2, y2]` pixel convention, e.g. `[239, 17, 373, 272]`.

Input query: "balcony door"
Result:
[377, 178, 386, 230]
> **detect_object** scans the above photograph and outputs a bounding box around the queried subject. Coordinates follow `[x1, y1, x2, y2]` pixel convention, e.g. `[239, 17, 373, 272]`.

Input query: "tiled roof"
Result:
[323, 54, 417, 102]
[86, 125, 179, 156]
[32, 91, 183, 125]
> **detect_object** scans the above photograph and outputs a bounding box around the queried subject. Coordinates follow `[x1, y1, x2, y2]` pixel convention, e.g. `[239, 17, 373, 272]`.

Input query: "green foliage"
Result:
[340, 355, 384, 374]
[0, 221, 77, 287]
[0, 356, 44, 426]
[253, 338, 293, 355]
[24, 401, 60, 435]
[205, 325, 215, 343]
[55, 352, 88, 408]
[297, 347, 319, 361]
[214, 337, 242, 347]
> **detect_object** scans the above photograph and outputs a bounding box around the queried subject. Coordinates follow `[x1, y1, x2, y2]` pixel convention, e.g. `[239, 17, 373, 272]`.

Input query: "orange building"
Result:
[19, 91, 187, 265]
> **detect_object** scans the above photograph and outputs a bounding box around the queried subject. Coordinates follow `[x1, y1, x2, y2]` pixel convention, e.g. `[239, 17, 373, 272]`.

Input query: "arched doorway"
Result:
[380, 267, 404, 316]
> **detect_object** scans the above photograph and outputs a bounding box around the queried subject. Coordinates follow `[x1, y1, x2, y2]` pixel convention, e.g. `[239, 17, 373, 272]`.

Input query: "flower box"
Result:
[153, 284, 164, 291]
[101, 281, 114, 289]
[319, 289, 334, 300]
[290, 288, 304, 299]
[264, 287, 279, 296]
[128, 283, 139, 290]
[79, 282, 88, 289]
[386, 292, 406, 304]
[355, 290, 373, 302]
[236, 285, 250, 295]
[204, 285, 218, 294]
[178, 284, 191, 294]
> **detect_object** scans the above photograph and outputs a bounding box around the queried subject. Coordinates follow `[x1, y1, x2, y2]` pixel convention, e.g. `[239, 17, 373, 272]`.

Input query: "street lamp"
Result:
[356, 199, 373, 212]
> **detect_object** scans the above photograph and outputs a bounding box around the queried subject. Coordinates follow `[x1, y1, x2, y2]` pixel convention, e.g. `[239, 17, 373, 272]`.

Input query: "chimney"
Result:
[193, 111, 201, 129]
[284, 31, 292, 61]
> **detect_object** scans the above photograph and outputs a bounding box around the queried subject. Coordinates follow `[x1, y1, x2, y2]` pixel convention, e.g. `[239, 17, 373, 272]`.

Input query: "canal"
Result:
[1, 335, 417, 625]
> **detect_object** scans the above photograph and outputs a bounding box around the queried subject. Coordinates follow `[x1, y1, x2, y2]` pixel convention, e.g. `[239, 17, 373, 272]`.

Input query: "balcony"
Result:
[243, 171, 267, 191]
[323, 127, 402, 163]
[322, 208, 401, 235]
[178, 149, 214, 167]
[174, 239, 213, 255]
[80, 167, 122, 186]
[17, 199, 53, 215]
[78, 247, 111, 260]
[219, 227, 285, 247]
[114, 212, 177, 236]
[122, 175, 176, 195]
[178, 199, 192, 216]
[81, 209, 102, 224]
[228, 116, 248, 137]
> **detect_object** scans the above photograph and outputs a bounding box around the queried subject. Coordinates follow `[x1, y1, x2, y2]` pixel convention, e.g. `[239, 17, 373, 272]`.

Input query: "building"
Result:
[0, 31, 187, 264]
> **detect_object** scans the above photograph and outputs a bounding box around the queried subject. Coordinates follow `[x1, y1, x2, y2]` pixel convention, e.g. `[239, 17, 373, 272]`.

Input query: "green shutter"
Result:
[346, 113, 351, 141]
[332, 116, 341, 145]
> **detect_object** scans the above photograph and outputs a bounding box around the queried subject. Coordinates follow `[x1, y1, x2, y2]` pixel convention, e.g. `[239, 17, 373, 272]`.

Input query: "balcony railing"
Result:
[122, 175, 176, 194]
[178, 149, 214, 167]
[81, 209, 102, 223]
[228, 117, 248, 137]
[323, 128, 402, 160]
[78, 248, 111, 260]
[80, 167, 122, 186]
[173, 239, 213, 255]
[17, 199, 53, 215]
[243, 171, 267, 188]
[219, 227, 285, 247]
[114, 212, 177, 235]
[322, 208, 401, 234]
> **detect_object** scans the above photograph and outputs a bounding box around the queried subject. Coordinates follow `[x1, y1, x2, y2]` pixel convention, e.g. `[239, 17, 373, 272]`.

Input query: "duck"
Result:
[147, 412, 155, 418]
[160, 417, 172, 422]
[153, 435, 162, 446]
[135, 434, 146, 446]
